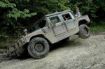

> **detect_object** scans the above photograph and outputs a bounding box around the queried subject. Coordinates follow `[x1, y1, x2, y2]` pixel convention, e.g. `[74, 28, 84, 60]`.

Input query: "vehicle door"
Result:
[62, 12, 76, 31]
[49, 15, 67, 36]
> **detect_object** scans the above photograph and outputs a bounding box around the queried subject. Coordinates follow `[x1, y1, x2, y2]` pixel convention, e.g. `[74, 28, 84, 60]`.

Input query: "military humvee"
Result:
[8, 10, 90, 59]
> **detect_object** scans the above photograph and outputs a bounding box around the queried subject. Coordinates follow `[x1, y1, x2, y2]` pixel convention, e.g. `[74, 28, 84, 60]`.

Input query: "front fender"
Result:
[24, 29, 45, 43]
[77, 15, 90, 23]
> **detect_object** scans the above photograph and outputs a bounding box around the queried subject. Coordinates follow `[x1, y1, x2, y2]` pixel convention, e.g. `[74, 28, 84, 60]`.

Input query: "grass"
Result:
[90, 23, 105, 34]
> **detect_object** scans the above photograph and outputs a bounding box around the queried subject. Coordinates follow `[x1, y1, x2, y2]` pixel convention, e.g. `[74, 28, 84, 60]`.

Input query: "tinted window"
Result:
[62, 13, 72, 20]
[50, 16, 60, 24]
[39, 20, 46, 28]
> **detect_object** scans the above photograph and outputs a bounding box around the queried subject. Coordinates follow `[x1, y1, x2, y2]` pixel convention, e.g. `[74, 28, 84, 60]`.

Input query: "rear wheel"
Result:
[28, 37, 49, 59]
[79, 24, 90, 39]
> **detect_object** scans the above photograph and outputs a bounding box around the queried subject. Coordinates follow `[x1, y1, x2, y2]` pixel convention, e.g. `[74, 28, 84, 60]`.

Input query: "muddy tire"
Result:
[28, 37, 49, 59]
[79, 24, 90, 39]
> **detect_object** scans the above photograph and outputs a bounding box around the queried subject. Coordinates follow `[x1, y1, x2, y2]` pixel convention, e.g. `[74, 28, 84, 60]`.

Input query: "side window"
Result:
[50, 16, 61, 24]
[39, 20, 46, 28]
[62, 13, 72, 21]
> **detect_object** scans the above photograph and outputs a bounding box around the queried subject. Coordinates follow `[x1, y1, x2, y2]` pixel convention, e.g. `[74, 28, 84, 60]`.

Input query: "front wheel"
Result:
[79, 24, 90, 39]
[28, 37, 49, 59]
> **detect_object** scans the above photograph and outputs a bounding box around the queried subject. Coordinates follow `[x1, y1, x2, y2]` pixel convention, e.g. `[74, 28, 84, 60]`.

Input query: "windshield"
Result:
[29, 19, 46, 32]
[29, 24, 39, 32]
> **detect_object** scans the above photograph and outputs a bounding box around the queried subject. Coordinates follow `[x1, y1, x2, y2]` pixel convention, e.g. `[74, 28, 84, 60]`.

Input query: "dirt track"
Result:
[0, 35, 105, 69]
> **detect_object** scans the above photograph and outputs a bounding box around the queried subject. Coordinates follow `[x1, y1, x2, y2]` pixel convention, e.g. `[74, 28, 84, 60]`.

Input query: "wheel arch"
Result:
[30, 34, 52, 45]
[79, 20, 90, 26]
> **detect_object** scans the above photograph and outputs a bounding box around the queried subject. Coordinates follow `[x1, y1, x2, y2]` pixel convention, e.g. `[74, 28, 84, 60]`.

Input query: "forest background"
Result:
[0, 0, 105, 48]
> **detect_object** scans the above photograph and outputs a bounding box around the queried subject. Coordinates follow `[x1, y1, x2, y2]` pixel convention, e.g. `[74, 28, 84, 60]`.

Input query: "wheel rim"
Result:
[34, 43, 44, 53]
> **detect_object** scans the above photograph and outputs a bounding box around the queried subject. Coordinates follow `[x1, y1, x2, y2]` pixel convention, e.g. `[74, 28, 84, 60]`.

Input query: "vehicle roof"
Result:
[45, 9, 71, 17]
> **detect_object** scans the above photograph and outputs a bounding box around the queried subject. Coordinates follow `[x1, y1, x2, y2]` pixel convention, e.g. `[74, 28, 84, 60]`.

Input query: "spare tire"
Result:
[28, 37, 49, 59]
[79, 24, 90, 39]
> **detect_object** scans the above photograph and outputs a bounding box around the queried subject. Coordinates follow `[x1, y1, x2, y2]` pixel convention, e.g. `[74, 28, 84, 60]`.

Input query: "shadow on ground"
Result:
[50, 38, 82, 52]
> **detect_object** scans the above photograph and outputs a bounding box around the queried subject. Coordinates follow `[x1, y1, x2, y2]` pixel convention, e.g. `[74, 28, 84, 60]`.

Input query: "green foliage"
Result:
[0, 0, 16, 8]
[0, 0, 37, 36]
[90, 22, 105, 33]
[13, 0, 69, 14]
[8, 9, 36, 20]
[68, 0, 105, 20]
[0, 0, 105, 36]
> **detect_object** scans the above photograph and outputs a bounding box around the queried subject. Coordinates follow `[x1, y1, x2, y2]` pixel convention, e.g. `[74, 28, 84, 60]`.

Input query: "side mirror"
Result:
[75, 14, 78, 17]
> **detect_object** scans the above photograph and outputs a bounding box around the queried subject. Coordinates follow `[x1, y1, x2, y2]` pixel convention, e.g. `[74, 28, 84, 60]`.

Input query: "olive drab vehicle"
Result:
[8, 10, 90, 59]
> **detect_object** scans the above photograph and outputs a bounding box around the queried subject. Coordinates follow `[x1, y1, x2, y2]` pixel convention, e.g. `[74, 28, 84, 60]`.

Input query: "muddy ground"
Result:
[0, 34, 105, 69]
